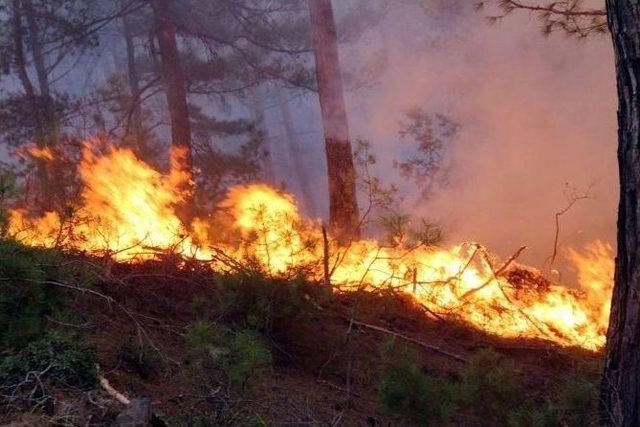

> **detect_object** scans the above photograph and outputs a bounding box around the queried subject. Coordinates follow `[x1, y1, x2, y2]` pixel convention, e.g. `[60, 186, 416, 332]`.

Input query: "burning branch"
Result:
[459, 245, 527, 301]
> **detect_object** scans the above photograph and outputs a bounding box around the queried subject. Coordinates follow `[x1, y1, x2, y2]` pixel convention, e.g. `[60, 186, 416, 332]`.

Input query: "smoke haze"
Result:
[341, 2, 616, 270]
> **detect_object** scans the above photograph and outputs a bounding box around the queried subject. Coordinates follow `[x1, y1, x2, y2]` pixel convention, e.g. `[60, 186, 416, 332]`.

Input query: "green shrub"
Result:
[378, 338, 454, 425]
[0, 240, 60, 349]
[454, 348, 521, 424]
[225, 329, 273, 390]
[507, 407, 556, 427]
[551, 378, 597, 427]
[0, 239, 94, 349]
[0, 330, 97, 391]
[377, 342, 598, 427]
[184, 321, 272, 391]
[506, 378, 597, 427]
[215, 273, 311, 334]
[0, 240, 97, 408]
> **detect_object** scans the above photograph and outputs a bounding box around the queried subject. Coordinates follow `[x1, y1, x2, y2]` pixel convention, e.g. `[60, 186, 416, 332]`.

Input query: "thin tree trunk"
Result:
[11, 0, 43, 146]
[23, 0, 57, 146]
[11, 0, 47, 206]
[122, 12, 145, 153]
[277, 90, 316, 215]
[307, 0, 359, 240]
[152, 0, 194, 214]
[601, 2, 640, 425]
[246, 87, 276, 184]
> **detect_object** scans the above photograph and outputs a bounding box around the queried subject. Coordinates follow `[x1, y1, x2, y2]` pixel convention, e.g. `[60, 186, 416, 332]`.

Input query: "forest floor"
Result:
[0, 244, 603, 426]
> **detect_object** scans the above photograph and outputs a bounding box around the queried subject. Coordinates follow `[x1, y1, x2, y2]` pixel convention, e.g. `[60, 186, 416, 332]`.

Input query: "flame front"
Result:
[7, 145, 614, 350]
[9, 144, 206, 260]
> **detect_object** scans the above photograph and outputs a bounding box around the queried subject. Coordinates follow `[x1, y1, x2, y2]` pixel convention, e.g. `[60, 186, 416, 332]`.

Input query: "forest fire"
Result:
[6, 145, 613, 351]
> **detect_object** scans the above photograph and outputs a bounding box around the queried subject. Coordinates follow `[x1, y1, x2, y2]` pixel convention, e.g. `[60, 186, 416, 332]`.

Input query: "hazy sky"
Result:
[341, 1, 616, 271]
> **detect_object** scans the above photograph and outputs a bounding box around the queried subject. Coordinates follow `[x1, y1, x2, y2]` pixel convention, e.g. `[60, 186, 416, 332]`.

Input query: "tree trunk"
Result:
[122, 12, 145, 151]
[601, 2, 640, 425]
[11, 0, 43, 146]
[152, 0, 194, 214]
[11, 0, 48, 207]
[307, 0, 359, 240]
[23, 0, 57, 146]
[246, 87, 276, 184]
[277, 89, 316, 215]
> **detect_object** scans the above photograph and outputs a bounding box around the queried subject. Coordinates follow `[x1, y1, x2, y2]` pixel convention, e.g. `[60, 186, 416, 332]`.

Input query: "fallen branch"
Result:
[349, 319, 468, 363]
[99, 375, 130, 405]
[27, 279, 162, 356]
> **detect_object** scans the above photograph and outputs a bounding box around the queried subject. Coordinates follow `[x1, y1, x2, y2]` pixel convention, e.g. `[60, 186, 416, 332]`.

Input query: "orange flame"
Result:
[9, 144, 207, 260]
[7, 145, 614, 350]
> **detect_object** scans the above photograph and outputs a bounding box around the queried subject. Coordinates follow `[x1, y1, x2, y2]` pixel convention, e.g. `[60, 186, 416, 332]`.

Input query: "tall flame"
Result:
[9, 144, 206, 260]
[7, 145, 614, 350]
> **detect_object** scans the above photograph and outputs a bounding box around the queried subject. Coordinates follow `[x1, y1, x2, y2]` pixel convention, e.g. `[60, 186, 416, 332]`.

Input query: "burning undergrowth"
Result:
[0, 242, 602, 425]
[5, 141, 614, 351]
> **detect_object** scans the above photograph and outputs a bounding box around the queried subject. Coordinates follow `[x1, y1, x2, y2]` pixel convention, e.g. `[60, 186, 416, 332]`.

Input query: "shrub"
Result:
[454, 348, 521, 424]
[0, 240, 65, 349]
[0, 239, 94, 350]
[184, 321, 272, 391]
[378, 338, 454, 425]
[0, 240, 97, 409]
[377, 341, 598, 427]
[215, 273, 316, 334]
[0, 330, 97, 391]
[552, 378, 597, 427]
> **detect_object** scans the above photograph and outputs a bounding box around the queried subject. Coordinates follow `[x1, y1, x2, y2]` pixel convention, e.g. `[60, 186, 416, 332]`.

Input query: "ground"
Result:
[0, 249, 602, 426]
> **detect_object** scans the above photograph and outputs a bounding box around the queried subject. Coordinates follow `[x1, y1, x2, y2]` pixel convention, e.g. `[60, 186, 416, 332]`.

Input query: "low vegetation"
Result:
[0, 240, 97, 416]
[379, 339, 599, 426]
[0, 239, 601, 425]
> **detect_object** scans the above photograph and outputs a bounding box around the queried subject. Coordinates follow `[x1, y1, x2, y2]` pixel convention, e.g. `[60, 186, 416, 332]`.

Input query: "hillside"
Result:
[0, 240, 602, 426]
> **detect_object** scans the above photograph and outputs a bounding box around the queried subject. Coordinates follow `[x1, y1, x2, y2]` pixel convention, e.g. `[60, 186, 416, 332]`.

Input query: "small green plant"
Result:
[378, 338, 454, 425]
[216, 273, 308, 334]
[0, 330, 97, 391]
[0, 240, 62, 349]
[551, 378, 597, 426]
[506, 377, 597, 427]
[0, 239, 97, 350]
[454, 348, 521, 424]
[184, 321, 272, 391]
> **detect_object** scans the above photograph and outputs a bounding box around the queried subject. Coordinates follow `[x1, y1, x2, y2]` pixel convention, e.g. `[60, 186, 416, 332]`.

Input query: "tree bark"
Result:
[11, 0, 44, 146]
[246, 87, 276, 184]
[23, 0, 57, 146]
[307, 0, 359, 240]
[11, 0, 48, 206]
[277, 89, 316, 215]
[152, 0, 194, 214]
[122, 13, 144, 147]
[601, 2, 640, 425]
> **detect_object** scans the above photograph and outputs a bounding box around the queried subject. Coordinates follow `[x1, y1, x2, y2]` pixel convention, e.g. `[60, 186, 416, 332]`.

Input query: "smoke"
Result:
[341, 2, 617, 270]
